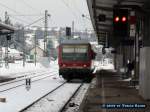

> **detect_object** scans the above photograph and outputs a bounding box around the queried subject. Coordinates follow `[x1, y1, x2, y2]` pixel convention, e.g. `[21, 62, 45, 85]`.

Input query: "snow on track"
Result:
[22, 83, 82, 112]
[63, 84, 89, 112]
[0, 71, 57, 93]
[0, 77, 65, 112]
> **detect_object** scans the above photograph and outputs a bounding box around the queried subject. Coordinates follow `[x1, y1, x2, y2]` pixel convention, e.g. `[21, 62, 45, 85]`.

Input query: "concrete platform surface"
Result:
[79, 70, 150, 112]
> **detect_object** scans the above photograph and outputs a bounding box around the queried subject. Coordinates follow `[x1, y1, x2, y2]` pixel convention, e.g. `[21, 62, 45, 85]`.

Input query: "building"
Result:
[29, 46, 45, 62]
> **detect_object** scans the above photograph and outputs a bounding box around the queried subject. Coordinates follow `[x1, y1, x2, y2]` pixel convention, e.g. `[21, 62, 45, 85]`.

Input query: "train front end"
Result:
[58, 40, 95, 82]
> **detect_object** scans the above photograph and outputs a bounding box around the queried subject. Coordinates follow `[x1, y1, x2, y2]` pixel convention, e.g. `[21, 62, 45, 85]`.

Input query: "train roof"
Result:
[60, 39, 90, 45]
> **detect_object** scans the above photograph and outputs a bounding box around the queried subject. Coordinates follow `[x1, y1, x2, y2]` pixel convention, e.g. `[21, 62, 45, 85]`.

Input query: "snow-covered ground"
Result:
[64, 84, 89, 112]
[0, 59, 64, 112]
[0, 77, 65, 112]
[0, 54, 114, 112]
[0, 59, 58, 78]
[23, 83, 82, 112]
[0, 58, 89, 112]
[93, 60, 114, 73]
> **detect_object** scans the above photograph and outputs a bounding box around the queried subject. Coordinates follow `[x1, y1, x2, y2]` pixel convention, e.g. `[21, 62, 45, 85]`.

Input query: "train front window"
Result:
[62, 47, 74, 53]
[62, 45, 88, 61]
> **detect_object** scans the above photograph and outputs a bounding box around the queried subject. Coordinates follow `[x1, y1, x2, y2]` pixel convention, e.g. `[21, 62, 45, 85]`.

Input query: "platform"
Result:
[79, 70, 150, 112]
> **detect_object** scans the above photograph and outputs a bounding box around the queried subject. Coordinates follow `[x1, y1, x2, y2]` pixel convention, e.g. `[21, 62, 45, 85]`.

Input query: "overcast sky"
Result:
[0, 0, 93, 31]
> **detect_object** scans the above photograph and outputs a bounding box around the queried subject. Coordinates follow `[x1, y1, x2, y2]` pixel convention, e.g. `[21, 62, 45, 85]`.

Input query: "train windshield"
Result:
[62, 45, 89, 61]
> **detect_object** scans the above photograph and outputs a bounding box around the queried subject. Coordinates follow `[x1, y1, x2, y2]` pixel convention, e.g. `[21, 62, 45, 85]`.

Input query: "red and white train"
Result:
[58, 39, 96, 82]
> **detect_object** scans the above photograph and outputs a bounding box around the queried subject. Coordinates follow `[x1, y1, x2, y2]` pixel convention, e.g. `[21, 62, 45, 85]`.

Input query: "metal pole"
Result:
[5, 11, 8, 24]
[134, 33, 139, 80]
[44, 10, 48, 56]
[23, 27, 25, 67]
[34, 34, 37, 66]
[0, 46, 2, 67]
[5, 12, 9, 68]
[72, 21, 74, 38]
[5, 38, 8, 68]
[85, 28, 88, 39]
[105, 32, 108, 47]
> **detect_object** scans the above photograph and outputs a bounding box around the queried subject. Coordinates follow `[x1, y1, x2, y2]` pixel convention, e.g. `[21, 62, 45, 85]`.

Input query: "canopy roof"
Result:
[0, 22, 15, 35]
[87, 0, 150, 45]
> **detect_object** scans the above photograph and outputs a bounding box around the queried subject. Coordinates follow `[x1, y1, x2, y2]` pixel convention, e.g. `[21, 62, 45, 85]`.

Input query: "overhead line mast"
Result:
[44, 10, 50, 56]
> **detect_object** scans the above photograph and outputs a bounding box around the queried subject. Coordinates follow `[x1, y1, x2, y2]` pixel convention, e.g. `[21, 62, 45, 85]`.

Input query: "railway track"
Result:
[0, 64, 58, 82]
[0, 70, 58, 93]
[20, 82, 67, 112]
[21, 82, 85, 112]
[59, 83, 84, 112]
[0, 69, 47, 83]
[0, 70, 57, 86]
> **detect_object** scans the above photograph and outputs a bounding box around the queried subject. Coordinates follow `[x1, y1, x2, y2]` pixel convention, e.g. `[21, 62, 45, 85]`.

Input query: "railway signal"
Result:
[66, 27, 71, 37]
[113, 8, 129, 37]
[25, 78, 31, 91]
[6, 34, 11, 40]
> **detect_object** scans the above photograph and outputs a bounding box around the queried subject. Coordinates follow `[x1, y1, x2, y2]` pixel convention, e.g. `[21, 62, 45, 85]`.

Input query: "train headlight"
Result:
[83, 64, 87, 67]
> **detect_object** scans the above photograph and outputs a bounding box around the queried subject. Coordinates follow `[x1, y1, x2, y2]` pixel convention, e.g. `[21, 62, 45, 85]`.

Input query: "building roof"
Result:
[86, 0, 146, 46]
[0, 22, 16, 35]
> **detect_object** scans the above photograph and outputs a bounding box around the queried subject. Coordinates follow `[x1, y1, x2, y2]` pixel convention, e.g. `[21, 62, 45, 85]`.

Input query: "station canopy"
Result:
[0, 22, 15, 35]
[87, 0, 150, 46]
